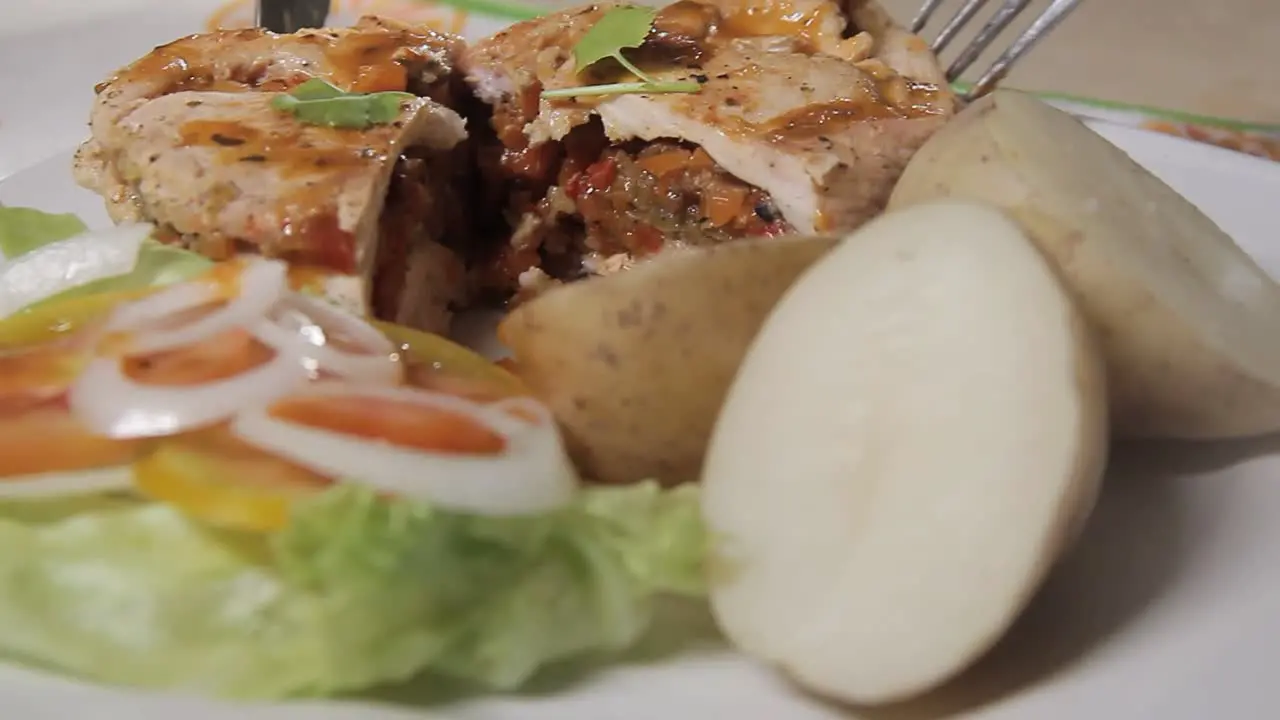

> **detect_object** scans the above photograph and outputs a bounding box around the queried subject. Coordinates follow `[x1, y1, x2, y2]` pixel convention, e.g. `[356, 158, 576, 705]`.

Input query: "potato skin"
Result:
[498, 235, 836, 485]
[1055, 298, 1109, 554]
[889, 90, 1280, 439]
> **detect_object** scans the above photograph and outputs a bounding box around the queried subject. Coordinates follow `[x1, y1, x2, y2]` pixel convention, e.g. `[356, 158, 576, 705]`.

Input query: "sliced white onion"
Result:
[0, 465, 134, 499]
[250, 293, 403, 385]
[0, 223, 154, 318]
[105, 280, 215, 330]
[231, 383, 579, 516]
[68, 352, 311, 439]
[106, 258, 288, 355]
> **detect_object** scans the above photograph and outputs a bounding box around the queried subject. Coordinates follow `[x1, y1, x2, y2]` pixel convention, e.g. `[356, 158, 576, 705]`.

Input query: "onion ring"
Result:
[68, 351, 311, 439]
[107, 258, 288, 356]
[231, 383, 579, 515]
[251, 293, 402, 385]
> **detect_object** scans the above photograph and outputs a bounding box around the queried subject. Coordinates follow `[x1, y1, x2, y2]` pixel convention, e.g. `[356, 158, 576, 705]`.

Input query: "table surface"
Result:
[1, 0, 1276, 125]
[875, 0, 1280, 125]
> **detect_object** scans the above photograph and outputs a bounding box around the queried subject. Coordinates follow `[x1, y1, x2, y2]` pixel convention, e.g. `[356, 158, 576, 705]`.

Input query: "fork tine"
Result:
[966, 0, 1086, 99]
[930, 0, 993, 53]
[908, 0, 949, 33]
[944, 0, 1032, 81]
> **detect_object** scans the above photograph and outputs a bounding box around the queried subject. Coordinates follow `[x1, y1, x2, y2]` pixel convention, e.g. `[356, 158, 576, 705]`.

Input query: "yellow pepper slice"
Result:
[133, 427, 332, 532]
[0, 288, 152, 348]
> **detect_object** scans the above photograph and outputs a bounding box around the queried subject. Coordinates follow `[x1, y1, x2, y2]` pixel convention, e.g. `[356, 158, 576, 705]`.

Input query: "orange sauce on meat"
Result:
[177, 120, 378, 176]
[99, 25, 446, 97]
[760, 82, 948, 139]
[176, 120, 369, 273]
[717, 0, 832, 49]
[767, 97, 905, 131]
[97, 29, 269, 94]
[314, 31, 417, 93]
[813, 209, 833, 233]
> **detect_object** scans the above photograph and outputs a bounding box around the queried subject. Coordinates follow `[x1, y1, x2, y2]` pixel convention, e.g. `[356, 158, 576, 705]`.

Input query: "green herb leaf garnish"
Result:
[542, 5, 702, 100]
[574, 5, 656, 73]
[285, 78, 348, 101]
[271, 78, 414, 129]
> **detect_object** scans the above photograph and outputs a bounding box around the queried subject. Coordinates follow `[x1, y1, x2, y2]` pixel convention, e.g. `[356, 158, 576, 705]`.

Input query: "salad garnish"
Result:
[0, 206, 707, 699]
[0, 208, 211, 318]
[0, 206, 87, 261]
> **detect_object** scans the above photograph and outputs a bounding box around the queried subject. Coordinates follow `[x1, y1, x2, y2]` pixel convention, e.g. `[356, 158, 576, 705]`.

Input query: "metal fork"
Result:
[257, 0, 331, 33]
[911, 0, 1085, 100]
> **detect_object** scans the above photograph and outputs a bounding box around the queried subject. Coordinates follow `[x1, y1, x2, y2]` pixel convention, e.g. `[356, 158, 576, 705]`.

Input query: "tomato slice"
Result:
[268, 394, 507, 455]
[131, 323, 525, 531]
[0, 340, 89, 411]
[0, 401, 144, 479]
[122, 328, 276, 386]
[133, 427, 333, 532]
[0, 285, 276, 480]
[0, 322, 144, 479]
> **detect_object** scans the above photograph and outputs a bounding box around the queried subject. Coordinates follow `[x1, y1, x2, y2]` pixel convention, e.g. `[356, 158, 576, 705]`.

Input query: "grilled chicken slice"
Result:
[74, 18, 474, 333]
[460, 0, 955, 293]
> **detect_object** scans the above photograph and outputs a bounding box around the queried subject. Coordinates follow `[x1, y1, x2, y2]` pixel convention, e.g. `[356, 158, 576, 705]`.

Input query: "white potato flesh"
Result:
[701, 201, 1108, 706]
[889, 90, 1280, 439]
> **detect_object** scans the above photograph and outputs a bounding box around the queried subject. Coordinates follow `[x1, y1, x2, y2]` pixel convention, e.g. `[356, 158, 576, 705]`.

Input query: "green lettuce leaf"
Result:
[0, 207, 88, 260]
[0, 206, 213, 315]
[23, 240, 213, 311]
[0, 482, 706, 699]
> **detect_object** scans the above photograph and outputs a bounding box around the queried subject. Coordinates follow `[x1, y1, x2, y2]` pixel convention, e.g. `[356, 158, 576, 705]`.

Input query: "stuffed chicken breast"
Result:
[73, 18, 475, 333]
[460, 0, 956, 296]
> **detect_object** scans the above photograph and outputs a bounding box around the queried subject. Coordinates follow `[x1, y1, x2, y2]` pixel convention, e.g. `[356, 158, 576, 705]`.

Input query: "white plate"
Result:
[4, 121, 1280, 720]
[4, 11, 1280, 717]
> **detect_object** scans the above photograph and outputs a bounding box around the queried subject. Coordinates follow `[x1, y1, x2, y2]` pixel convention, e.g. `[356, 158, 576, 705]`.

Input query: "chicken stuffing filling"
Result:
[463, 0, 949, 299]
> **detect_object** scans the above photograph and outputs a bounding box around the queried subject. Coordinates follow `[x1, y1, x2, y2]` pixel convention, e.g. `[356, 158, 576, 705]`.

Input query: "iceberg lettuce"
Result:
[0, 482, 706, 699]
[0, 206, 211, 316]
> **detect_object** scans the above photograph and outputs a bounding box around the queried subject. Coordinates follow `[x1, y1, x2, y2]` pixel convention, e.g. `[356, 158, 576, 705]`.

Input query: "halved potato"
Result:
[889, 89, 1280, 439]
[498, 235, 836, 485]
[702, 202, 1107, 705]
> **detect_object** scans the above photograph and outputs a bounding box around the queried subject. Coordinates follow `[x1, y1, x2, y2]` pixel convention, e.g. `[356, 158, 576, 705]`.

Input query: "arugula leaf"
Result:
[272, 78, 414, 130]
[0, 207, 88, 261]
[542, 5, 702, 100]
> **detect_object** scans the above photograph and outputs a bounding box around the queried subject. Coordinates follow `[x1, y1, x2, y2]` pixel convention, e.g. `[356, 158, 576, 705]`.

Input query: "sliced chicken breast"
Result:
[74, 18, 474, 333]
[460, 0, 955, 294]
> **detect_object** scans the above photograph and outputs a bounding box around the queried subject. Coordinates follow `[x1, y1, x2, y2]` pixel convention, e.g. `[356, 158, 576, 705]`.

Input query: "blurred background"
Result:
[0, 0, 1276, 182]
[4, 0, 1278, 124]
[522, 0, 1280, 124]
[877, 0, 1280, 125]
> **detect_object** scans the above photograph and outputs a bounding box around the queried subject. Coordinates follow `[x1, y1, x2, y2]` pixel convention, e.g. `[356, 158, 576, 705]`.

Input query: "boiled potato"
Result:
[702, 202, 1108, 706]
[497, 235, 836, 485]
[889, 90, 1280, 439]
